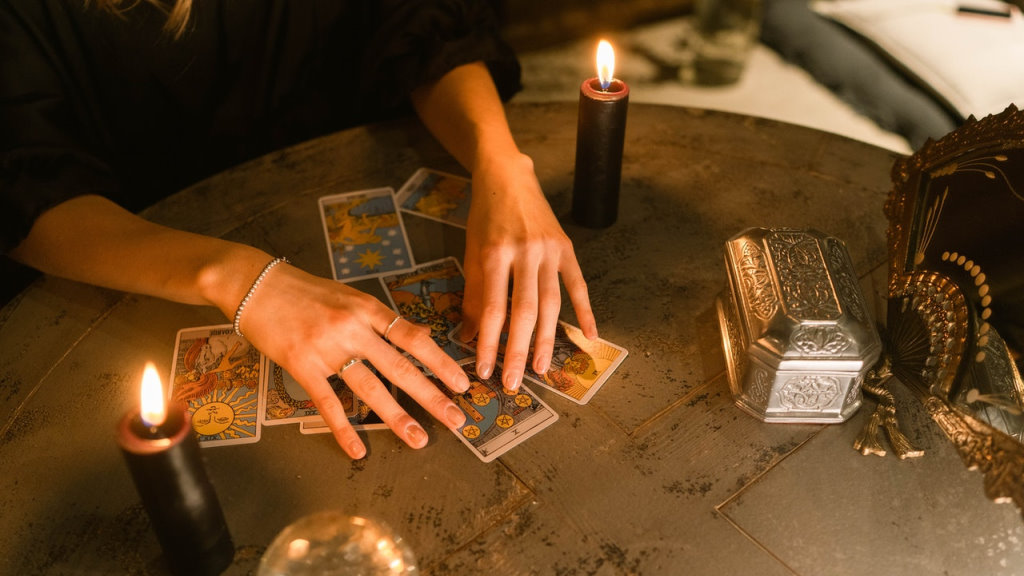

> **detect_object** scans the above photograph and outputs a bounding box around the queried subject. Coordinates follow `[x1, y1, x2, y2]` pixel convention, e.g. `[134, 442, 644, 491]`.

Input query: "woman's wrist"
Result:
[195, 243, 277, 321]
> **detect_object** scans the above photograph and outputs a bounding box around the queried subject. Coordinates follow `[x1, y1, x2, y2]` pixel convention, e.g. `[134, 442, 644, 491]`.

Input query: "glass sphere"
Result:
[258, 511, 418, 576]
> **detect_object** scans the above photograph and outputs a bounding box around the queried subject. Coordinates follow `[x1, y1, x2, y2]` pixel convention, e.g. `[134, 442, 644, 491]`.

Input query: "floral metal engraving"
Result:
[825, 237, 867, 324]
[778, 375, 840, 411]
[791, 325, 853, 356]
[736, 240, 778, 321]
[767, 231, 841, 321]
[749, 369, 771, 408]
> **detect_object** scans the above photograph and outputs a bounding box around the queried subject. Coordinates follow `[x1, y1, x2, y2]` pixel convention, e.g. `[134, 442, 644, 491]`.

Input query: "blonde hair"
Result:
[90, 0, 193, 38]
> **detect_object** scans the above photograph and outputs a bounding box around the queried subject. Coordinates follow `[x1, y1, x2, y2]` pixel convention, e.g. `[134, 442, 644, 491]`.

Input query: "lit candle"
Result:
[572, 39, 630, 229]
[117, 363, 234, 576]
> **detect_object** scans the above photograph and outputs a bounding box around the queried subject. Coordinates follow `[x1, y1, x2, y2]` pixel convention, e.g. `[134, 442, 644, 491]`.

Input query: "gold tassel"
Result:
[854, 356, 925, 459]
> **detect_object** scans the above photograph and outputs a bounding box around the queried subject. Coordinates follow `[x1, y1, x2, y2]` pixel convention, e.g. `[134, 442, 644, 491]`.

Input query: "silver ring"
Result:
[383, 315, 402, 342]
[340, 358, 362, 373]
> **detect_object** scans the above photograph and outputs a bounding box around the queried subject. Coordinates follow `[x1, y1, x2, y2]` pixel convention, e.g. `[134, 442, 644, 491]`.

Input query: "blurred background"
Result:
[497, 0, 1024, 156]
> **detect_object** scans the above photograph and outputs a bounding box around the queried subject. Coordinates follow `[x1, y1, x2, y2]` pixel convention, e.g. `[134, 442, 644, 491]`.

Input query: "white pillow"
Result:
[811, 0, 1024, 119]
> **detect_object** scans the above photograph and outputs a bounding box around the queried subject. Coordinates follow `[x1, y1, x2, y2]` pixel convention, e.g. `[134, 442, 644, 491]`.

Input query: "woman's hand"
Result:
[235, 262, 470, 459]
[459, 152, 597, 392]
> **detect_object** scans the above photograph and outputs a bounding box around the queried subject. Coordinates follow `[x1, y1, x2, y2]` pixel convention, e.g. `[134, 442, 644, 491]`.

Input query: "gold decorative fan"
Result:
[881, 104, 1024, 515]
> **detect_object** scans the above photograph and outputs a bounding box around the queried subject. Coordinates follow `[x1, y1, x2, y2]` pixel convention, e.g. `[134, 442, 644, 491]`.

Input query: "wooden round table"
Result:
[2, 103, 1019, 575]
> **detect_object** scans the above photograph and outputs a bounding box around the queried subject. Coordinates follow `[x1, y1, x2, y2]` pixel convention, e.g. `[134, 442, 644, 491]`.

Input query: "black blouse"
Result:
[0, 0, 521, 253]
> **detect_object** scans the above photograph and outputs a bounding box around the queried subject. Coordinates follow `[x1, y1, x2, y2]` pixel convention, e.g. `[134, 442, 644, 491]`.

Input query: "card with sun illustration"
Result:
[319, 187, 415, 282]
[379, 257, 473, 362]
[169, 324, 266, 447]
[395, 168, 472, 229]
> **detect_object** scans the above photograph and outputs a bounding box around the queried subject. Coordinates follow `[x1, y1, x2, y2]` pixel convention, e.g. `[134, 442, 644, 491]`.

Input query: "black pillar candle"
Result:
[117, 378, 234, 576]
[572, 76, 629, 228]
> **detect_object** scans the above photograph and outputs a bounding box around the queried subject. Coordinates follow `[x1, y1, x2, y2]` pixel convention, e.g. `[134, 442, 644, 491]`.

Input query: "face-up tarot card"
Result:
[298, 397, 390, 434]
[523, 321, 628, 405]
[395, 168, 473, 229]
[169, 324, 265, 447]
[380, 257, 472, 362]
[432, 359, 559, 463]
[449, 320, 628, 405]
[319, 187, 414, 282]
[295, 368, 397, 433]
[262, 361, 358, 426]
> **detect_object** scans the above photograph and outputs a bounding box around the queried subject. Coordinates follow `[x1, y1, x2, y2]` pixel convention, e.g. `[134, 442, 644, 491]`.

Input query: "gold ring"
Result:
[340, 358, 362, 373]
[383, 315, 402, 342]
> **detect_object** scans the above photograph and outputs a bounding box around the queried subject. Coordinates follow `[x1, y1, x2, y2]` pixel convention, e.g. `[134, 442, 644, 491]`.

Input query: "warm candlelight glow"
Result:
[140, 362, 167, 428]
[596, 40, 615, 90]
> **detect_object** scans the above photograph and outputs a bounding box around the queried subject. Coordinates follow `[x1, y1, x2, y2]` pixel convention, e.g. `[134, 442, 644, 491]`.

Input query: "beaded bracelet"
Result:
[233, 256, 288, 337]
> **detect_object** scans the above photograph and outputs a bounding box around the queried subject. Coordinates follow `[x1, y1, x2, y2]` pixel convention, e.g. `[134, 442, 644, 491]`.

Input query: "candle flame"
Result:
[596, 40, 615, 90]
[140, 362, 166, 428]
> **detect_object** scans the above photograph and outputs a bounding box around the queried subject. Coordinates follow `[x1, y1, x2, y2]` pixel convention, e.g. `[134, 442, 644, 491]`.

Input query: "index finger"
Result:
[561, 253, 597, 339]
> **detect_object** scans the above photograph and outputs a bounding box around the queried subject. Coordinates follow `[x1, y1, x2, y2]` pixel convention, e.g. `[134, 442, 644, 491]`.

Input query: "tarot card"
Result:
[169, 324, 265, 447]
[395, 168, 473, 228]
[299, 398, 389, 434]
[522, 321, 628, 405]
[262, 362, 358, 426]
[380, 257, 472, 362]
[297, 369, 396, 433]
[449, 320, 629, 405]
[319, 187, 414, 282]
[432, 359, 559, 463]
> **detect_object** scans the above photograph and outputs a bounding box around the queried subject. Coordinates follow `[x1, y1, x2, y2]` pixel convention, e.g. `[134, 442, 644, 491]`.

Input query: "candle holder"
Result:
[117, 403, 234, 576]
[572, 77, 629, 228]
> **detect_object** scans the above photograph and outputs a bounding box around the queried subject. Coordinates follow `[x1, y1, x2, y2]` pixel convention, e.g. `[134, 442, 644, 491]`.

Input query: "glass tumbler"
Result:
[693, 0, 762, 85]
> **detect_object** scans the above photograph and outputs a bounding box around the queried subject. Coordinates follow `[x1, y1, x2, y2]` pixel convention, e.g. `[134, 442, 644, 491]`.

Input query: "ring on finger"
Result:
[383, 315, 402, 342]
[340, 358, 362, 373]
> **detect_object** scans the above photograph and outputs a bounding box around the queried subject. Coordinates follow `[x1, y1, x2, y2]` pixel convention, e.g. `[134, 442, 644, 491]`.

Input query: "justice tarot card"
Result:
[319, 187, 414, 282]
[395, 168, 472, 228]
[380, 257, 472, 361]
[169, 324, 265, 447]
[262, 361, 358, 426]
[434, 359, 559, 463]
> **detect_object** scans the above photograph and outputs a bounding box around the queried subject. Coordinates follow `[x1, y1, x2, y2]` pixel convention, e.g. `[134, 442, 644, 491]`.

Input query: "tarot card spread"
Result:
[433, 360, 559, 463]
[169, 324, 266, 447]
[319, 187, 414, 282]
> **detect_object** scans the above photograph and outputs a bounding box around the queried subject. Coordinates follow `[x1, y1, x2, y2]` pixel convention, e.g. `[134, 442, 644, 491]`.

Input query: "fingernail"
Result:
[445, 404, 466, 429]
[534, 353, 550, 374]
[405, 423, 428, 448]
[477, 361, 492, 379]
[504, 372, 520, 393]
[348, 440, 366, 459]
[455, 372, 471, 393]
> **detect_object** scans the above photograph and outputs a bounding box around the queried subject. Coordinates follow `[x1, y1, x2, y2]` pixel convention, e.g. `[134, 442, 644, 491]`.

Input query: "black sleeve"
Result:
[357, 0, 522, 113]
[0, 1, 118, 254]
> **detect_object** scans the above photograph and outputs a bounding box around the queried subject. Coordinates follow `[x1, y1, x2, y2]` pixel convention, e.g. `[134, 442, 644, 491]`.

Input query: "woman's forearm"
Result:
[410, 61, 521, 171]
[7, 194, 270, 319]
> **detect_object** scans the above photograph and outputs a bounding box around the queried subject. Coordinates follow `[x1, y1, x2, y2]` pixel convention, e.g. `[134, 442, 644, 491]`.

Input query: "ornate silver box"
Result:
[716, 227, 881, 423]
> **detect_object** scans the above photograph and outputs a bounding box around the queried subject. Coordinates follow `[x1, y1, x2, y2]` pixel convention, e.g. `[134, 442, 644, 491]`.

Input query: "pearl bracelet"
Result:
[233, 256, 288, 337]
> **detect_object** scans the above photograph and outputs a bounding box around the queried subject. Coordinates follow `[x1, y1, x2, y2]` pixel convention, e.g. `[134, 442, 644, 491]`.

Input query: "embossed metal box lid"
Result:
[716, 227, 882, 423]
